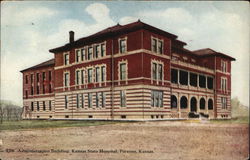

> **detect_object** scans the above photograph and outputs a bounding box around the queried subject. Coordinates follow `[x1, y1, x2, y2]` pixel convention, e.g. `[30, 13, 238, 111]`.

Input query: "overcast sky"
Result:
[1, 1, 249, 106]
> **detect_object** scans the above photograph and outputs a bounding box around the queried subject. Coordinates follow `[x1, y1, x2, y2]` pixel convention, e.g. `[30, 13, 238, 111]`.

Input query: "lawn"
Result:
[0, 120, 116, 131]
[210, 116, 249, 124]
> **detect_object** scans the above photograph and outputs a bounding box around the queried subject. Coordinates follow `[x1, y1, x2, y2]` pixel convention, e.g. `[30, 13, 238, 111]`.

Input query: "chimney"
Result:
[69, 31, 74, 43]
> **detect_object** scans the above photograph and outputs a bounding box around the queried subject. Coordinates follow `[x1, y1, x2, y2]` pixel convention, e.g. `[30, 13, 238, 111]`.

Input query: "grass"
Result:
[210, 116, 249, 124]
[0, 120, 117, 131]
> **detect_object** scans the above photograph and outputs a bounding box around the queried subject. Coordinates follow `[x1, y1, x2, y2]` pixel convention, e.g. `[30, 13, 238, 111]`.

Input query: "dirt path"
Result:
[0, 121, 249, 160]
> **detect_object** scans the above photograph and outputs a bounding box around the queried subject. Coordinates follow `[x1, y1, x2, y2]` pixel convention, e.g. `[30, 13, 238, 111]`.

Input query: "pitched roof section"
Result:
[49, 20, 186, 53]
[20, 58, 55, 72]
[193, 48, 236, 61]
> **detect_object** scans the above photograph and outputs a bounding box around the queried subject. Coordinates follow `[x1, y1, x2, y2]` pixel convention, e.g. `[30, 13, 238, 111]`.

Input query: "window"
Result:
[221, 97, 227, 109]
[31, 74, 34, 83]
[171, 69, 178, 84]
[42, 72, 46, 82]
[76, 49, 81, 62]
[88, 68, 93, 83]
[64, 53, 69, 65]
[25, 75, 28, 84]
[81, 94, 84, 108]
[36, 73, 40, 82]
[49, 101, 52, 111]
[81, 48, 86, 61]
[208, 99, 213, 110]
[88, 93, 92, 108]
[207, 77, 214, 89]
[179, 71, 188, 85]
[101, 66, 105, 82]
[81, 70, 85, 84]
[190, 73, 198, 87]
[65, 95, 68, 109]
[76, 70, 80, 85]
[119, 39, 126, 53]
[37, 101, 40, 111]
[158, 64, 163, 80]
[95, 67, 100, 83]
[199, 75, 206, 88]
[64, 72, 69, 87]
[49, 71, 52, 81]
[76, 94, 80, 108]
[43, 101, 46, 111]
[96, 93, 100, 107]
[158, 40, 163, 54]
[42, 84, 45, 94]
[101, 92, 105, 108]
[152, 39, 157, 52]
[31, 102, 34, 111]
[153, 63, 157, 80]
[180, 96, 187, 109]
[152, 38, 163, 54]
[171, 95, 177, 109]
[121, 115, 126, 119]
[31, 86, 34, 95]
[49, 84, 52, 93]
[120, 90, 126, 107]
[25, 90, 28, 98]
[36, 85, 39, 94]
[95, 45, 100, 58]
[200, 98, 205, 110]
[88, 47, 93, 60]
[221, 78, 227, 91]
[151, 90, 163, 107]
[101, 44, 105, 57]
[120, 63, 126, 80]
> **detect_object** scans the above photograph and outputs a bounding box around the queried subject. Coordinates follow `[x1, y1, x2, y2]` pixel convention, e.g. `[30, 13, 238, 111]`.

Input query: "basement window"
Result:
[121, 115, 126, 119]
[37, 116, 40, 118]
[65, 115, 69, 118]
[88, 115, 93, 118]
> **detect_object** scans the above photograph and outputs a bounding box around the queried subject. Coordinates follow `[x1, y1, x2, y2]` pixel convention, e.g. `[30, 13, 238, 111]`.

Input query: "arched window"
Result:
[190, 97, 197, 112]
[208, 99, 213, 110]
[200, 98, 205, 110]
[180, 96, 187, 109]
[171, 95, 177, 109]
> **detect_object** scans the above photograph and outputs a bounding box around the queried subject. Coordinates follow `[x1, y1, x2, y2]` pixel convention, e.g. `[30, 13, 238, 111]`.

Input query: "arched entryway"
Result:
[190, 97, 197, 112]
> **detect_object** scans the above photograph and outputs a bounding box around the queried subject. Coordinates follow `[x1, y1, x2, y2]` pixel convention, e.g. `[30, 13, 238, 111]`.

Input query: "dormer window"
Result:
[64, 53, 69, 65]
[119, 39, 127, 53]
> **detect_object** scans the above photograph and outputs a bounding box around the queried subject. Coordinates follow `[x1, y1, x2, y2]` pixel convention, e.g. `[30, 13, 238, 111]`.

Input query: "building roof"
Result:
[49, 20, 186, 53]
[20, 58, 55, 72]
[193, 48, 236, 61]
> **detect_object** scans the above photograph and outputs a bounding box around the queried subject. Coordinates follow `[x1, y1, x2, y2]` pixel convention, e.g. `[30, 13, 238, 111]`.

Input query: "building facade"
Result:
[21, 21, 235, 120]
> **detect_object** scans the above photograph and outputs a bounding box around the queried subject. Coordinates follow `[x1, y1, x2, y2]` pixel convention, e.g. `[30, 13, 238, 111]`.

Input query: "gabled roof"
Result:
[193, 48, 236, 61]
[20, 58, 55, 73]
[49, 20, 186, 53]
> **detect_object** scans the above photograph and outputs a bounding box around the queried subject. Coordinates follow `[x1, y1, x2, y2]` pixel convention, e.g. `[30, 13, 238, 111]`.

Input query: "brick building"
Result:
[21, 20, 235, 120]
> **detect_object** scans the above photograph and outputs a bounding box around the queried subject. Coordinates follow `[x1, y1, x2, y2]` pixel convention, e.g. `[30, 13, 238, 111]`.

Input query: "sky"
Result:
[1, 1, 249, 106]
